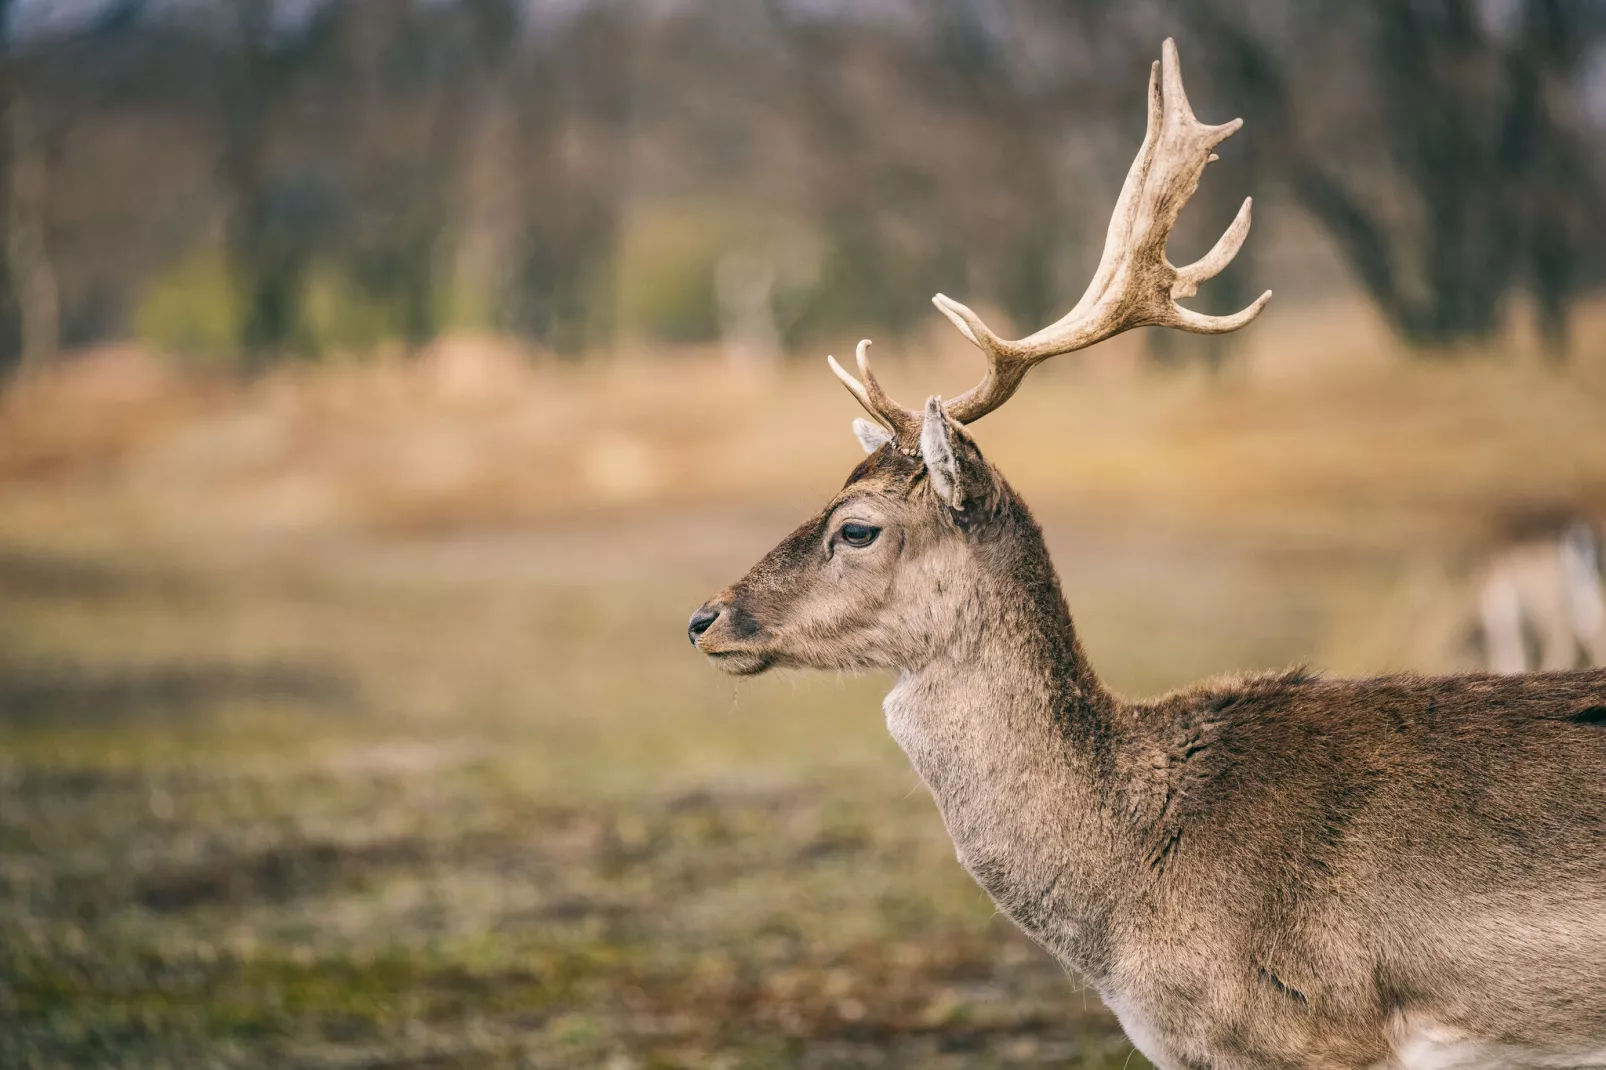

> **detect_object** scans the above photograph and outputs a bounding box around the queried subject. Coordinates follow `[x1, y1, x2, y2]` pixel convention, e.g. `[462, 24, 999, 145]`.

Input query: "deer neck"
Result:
[883, 508, 1128, 974]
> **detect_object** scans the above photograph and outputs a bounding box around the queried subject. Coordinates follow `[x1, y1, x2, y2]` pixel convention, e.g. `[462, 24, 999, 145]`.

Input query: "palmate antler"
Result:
[830, 38, 1272, 445]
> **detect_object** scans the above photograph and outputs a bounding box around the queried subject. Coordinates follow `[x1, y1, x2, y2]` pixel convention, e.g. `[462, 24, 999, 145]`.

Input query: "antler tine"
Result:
[1173, 195, 1253, 299]
[936, 37, 1272, 427]
[826, 340, 922, 445]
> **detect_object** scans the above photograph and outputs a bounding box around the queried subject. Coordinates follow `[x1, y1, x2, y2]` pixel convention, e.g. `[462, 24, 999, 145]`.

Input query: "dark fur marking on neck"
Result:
[1570, 705, 1606, 726]
[1147, 827, 1183, 874]
[1257, 967, 1309, 1006]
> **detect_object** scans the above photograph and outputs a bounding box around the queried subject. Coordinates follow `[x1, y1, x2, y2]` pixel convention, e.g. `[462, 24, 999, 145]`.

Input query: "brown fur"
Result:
[692, 428, 1606, 1070]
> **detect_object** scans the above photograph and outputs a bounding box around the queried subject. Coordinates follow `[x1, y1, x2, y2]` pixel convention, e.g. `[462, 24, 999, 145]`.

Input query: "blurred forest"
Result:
[0, 0, 1603, 375]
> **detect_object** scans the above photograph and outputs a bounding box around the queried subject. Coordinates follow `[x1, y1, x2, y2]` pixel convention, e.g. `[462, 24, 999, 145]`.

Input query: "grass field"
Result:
[3, 299, 1605, 1067]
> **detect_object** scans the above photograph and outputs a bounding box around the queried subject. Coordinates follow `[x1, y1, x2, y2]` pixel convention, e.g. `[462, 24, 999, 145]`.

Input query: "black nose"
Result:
[687, 605, 720, 646]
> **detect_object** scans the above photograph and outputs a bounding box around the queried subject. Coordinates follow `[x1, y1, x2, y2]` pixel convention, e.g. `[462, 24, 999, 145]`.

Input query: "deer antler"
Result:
[827, 339, 923, 446]
[830, 38, 1271, 441]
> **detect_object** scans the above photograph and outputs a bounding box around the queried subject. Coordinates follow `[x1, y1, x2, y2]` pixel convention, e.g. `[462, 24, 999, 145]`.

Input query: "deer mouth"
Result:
[704, 649, 775, 676]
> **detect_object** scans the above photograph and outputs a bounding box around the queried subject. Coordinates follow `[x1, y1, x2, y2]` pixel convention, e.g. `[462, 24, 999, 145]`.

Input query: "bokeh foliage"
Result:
[0, 0, 1602, 372]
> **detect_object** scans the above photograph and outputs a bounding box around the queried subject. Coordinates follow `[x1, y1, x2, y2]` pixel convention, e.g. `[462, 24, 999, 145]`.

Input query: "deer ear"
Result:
[852, 418, 893, 454]
[919, 397, 993, 515]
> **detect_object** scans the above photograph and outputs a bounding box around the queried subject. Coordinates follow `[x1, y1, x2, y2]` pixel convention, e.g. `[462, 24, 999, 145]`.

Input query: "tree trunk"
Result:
[220, 0, 304, 371]
[9, 96, 58, 375]
[0, 0, 22, 374]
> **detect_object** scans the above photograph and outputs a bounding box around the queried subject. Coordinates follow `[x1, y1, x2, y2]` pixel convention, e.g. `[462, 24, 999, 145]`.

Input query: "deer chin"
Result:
[703, 649, 776, 676]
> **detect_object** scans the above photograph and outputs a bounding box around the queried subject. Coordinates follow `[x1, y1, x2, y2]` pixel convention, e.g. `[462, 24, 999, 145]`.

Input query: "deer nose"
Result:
[687, 605, 721, 646]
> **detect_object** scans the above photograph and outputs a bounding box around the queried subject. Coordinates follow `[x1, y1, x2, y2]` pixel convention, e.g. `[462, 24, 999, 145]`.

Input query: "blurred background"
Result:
[2, 1, 1605, 1067]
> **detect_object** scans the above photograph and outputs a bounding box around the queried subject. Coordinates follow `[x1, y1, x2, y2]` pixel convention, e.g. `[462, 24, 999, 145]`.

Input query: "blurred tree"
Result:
[218, 0, 338, 368]
[2, 0, 1602, 369]
[440, 0, 522, 333]
[0, 0, 19, 372]
[1181, 0, 1606, 358]
[502, 5, 632, 354]
[8, 94, 58, 372]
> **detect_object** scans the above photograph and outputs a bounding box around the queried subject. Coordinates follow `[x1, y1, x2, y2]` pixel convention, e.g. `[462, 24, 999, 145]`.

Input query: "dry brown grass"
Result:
[5, 297, 1603, 549]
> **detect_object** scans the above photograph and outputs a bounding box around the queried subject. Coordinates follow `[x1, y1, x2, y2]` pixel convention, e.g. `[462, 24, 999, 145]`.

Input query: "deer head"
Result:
[689, 39, 1270, 676]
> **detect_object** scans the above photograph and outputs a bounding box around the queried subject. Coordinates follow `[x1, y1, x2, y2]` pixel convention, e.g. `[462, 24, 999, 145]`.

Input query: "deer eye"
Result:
[838, 522, 880, 548]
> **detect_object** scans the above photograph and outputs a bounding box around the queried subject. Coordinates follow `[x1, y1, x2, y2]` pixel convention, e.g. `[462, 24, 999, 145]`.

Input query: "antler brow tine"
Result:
[826, 339, 922, 446]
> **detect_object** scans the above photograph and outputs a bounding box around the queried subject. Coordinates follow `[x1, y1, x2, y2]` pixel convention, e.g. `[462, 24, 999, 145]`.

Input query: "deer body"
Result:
[688, 41, 1606, 1068]
[842, 450, 1606, 1069]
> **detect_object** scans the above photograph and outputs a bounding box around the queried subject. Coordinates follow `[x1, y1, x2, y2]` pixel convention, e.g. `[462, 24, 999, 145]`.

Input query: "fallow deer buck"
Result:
[689, 41, 1606, 1070]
